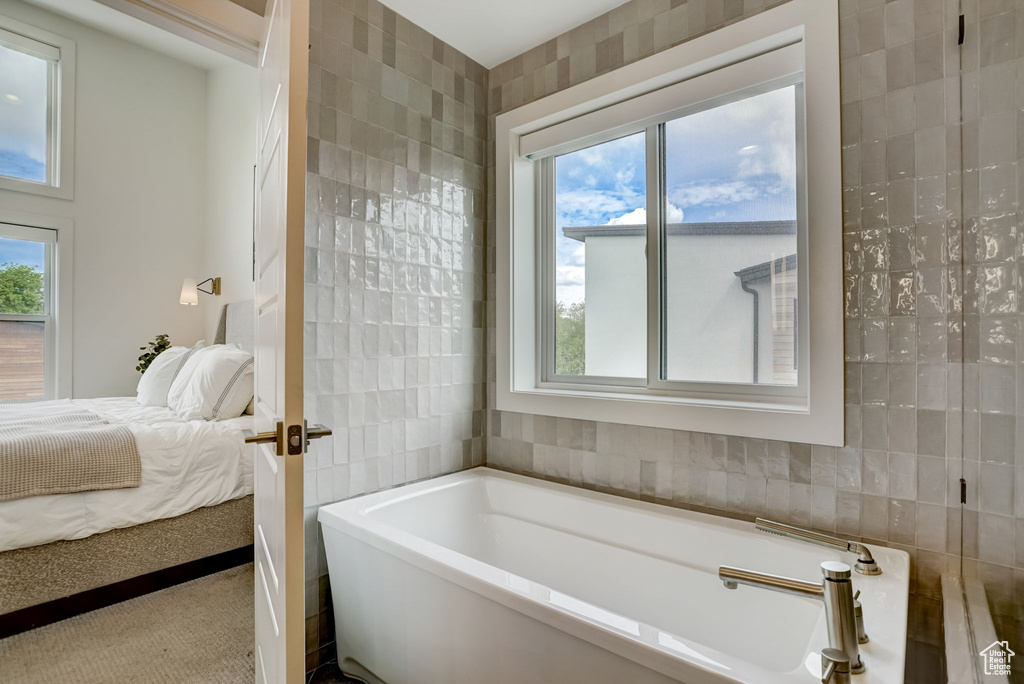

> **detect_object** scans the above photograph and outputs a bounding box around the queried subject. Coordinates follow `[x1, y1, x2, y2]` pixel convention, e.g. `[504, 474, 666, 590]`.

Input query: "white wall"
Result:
[203, 62, 257, 341]
[0, 0, 257, 398]
[584, 233, 795, 382]
[583, 235, 646, 377]
[0, 0, 208, 398]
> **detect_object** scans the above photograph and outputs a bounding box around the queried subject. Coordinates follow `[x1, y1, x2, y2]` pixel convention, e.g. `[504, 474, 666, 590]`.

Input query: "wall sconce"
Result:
[179, 277, 221, 306]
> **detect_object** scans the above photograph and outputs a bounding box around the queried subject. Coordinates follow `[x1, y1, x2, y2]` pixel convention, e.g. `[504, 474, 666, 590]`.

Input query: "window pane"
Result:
[555, 132, 646, 378]
[0, 320, 45, 399]
[662, 85, 798, 386]
[0, 41, 49, 183]
[0, 236, 46, 315]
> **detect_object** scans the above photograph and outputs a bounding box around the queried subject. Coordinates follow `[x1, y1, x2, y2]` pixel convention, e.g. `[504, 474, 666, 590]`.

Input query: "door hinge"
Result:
[960, 478, 967, 505]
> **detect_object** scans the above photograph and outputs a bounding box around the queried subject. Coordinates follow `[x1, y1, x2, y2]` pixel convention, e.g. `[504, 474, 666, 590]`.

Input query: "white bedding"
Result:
[0, 397, 253, 552]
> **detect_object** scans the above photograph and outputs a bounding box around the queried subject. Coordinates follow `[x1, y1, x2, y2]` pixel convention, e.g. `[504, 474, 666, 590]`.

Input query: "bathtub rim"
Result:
[318, 466, 910, 684]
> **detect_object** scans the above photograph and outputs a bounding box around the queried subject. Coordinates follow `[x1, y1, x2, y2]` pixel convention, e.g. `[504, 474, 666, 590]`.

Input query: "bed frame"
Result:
[0, 302, 256, 637]
[0, 496, 253, 636]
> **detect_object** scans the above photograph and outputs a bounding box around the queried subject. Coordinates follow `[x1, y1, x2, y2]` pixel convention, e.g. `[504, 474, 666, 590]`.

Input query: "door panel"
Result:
[254, 0, 308, 681]
[256, 306, 279, 416]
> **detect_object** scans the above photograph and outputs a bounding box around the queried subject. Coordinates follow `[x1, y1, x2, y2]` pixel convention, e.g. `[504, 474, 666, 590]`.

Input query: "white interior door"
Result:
[253, 0, 308, 681]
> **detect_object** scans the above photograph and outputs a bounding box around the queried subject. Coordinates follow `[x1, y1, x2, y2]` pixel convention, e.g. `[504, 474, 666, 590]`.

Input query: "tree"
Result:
[555, 301, 586, 375]
[0, 263, 43, 315]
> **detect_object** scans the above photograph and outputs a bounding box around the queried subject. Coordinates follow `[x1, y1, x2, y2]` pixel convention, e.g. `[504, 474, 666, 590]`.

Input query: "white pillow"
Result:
[168, 345, 254, 421]
[166, 344, 212, 411]
[136, 341, 204, 407]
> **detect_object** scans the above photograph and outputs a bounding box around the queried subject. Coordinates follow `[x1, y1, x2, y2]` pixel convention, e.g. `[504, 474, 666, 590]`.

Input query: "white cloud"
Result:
[605, 202, 684, 225]
[0, 46, 48, 162]
[606, 207, 646, 225]
[736, 141, 796, 188]
[555, 264, 586, 305]
[662, 85, 798, 218]
[569, 242, 585, 266]
[669, 182, 759, 208]
[556, 189, 635, 221]
[556, 264, 586, 286]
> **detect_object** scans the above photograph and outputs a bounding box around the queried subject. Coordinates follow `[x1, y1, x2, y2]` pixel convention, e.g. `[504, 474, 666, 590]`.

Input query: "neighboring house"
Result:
[980, 641, 1015, 677]
[564, 220, 798, 384]
[0, 320, 44, 400]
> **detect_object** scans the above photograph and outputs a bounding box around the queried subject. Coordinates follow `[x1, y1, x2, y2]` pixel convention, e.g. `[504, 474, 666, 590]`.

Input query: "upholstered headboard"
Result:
[214, 300, 254, 354]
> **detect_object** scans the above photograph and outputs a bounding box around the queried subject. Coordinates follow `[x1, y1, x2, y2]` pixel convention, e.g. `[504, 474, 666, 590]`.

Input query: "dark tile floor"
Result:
[306, 661, 367, 684]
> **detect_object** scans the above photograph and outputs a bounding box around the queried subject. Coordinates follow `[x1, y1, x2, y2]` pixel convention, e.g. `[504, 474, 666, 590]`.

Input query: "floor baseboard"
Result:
[0, 544, 254, 639]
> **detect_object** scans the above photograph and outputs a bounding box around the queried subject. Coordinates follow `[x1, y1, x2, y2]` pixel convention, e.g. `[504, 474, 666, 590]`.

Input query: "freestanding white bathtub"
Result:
[319, 468, 909, 684]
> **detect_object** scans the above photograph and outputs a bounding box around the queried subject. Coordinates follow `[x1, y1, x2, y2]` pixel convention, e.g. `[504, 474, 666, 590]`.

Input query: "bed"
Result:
[0, 397, 252, 552]
[0, 301, 256, 631]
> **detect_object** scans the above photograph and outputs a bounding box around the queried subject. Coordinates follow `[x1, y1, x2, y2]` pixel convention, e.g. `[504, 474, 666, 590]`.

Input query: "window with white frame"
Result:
[0, 16, 75, 199]
[0, 223, 56, 399]
[497, 0, 842, 445]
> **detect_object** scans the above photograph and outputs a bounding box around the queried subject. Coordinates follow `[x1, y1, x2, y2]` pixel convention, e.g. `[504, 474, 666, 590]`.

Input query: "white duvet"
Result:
[0, 397, 253, 552]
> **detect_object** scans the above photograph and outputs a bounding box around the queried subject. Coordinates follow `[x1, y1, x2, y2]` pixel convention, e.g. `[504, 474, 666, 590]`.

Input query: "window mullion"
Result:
[47, 59, 57, 187]
[538, 157, 556, 383]
[644, 125, 661, 390]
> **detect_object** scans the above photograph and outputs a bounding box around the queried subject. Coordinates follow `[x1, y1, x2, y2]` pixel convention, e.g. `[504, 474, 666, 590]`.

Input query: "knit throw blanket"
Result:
[0, 400, 141, 502]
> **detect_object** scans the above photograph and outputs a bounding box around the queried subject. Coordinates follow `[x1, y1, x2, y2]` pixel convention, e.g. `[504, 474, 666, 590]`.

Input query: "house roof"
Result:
[562, 220, 797, 242]
[734, 253, 798, 284]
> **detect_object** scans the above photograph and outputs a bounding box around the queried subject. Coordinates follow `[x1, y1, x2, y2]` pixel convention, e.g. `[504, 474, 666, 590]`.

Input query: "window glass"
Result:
[0, 235, 46, 315]
[661, 86, 798, 386]
[0, 233, 48, 400]
[555, 132, 646, 378]
[0, 39, 49, 183]
[0, 321, 44, 399]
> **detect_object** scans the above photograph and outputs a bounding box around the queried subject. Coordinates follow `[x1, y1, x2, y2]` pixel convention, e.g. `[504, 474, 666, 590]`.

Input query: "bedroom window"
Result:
[495, 0, 843, 445]
[0, 16, 75, 199]
[0, 221, 67, 400]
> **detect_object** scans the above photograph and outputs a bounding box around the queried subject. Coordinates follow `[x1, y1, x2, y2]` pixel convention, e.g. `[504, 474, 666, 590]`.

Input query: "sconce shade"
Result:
[180, 278, 199, 306]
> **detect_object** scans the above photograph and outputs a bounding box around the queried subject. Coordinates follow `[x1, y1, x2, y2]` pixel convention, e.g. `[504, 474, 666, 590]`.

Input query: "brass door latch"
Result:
[244, 421, 332, 456]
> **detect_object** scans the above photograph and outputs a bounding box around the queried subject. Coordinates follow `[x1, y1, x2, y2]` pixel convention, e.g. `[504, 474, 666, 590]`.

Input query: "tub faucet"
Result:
[754, 518, 881, 575]
[719, 561, 864, 675]
[821, 648, 852, 684]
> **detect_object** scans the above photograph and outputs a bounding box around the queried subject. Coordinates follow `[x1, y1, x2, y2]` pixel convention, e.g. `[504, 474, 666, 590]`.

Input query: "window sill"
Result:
[532, 383, 810, 413]
[0, 176, 73, 200]
[496, 382, 841, 446]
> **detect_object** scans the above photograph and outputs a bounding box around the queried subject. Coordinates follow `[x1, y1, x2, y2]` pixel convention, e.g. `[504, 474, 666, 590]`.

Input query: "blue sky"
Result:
[0, 42, 48, 184]
[0, 150, 45, 182]
[555, 85, 797, 304]
[0, 236, 45, 271]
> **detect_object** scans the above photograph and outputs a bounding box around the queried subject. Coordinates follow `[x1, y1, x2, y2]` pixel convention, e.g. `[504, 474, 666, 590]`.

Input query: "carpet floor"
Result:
[0, 563, 255, 684]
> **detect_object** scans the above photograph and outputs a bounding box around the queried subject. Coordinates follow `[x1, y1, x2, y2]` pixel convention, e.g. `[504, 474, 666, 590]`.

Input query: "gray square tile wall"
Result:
[302, 0, 488, 670]
[482, 0, 1019, 664]
[301, 0, 1024, 675]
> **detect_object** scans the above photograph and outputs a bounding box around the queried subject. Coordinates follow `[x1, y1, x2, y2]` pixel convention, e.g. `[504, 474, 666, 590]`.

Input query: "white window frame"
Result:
[0, 15, 76, 200]
[0, 210, 73, 400]
[495, 0, 842, 445]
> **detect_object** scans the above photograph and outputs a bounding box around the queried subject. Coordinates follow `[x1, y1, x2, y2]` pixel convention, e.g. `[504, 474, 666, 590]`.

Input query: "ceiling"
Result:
[27, 0, 625, 71]
[25, 0, 257, 70]
[379, 0, 628, 69]
[226, 0, 266, 16]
